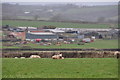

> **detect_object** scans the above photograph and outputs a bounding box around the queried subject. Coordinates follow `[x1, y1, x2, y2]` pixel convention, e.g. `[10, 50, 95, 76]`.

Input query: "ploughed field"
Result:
[2, 20, 111, 28]
[2, 58, 118, 78]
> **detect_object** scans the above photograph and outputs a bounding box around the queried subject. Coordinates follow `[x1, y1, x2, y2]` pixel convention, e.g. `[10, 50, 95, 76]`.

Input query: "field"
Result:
[3, 39, 118, 49]
[2, 58, 118, 78]
[2, 20, 111, 28]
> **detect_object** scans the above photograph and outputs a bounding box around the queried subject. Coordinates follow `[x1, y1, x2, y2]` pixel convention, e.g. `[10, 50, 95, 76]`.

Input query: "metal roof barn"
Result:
[44, 29, 65, 33]
[26, 32, 58, 39]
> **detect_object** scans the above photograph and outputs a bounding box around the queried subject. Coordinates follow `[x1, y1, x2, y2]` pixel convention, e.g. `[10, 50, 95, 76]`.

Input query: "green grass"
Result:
[3, 39, 118, 49]
[2, 58, 118, 78]
[2, 20, 111, 28]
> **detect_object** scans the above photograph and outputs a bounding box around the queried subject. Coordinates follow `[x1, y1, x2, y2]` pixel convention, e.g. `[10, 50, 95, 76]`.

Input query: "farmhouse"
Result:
[9, 32, 26, 40]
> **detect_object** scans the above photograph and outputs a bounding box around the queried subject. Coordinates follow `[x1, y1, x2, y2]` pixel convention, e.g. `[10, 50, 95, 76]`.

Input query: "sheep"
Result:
[47, 43, 52, 45]
[52, 53, 64, 59]
[114, 51, 119, 55]
[21, 57, 25, 59]
[114, 51, 120, 59]
[64, 41, 70, 44]
[14, 57, 18, 59]
[56, 42, 61, 46]
[30, 55, 41, 58]
[62, 57, 64, 59]
[52, 55, 59, 59]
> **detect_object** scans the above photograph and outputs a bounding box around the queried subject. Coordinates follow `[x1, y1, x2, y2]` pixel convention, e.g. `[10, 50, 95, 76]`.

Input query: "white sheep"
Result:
[14, 57, 18, 59]
[30, 55, 41, 58]
[114, 51, 119, 55]
[21, 57, 25, 59]
[52, 53, 64, 59]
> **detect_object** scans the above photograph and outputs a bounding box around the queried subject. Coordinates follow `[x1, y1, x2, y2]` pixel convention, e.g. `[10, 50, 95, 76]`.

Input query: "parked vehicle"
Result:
[82, 38, 91, 43]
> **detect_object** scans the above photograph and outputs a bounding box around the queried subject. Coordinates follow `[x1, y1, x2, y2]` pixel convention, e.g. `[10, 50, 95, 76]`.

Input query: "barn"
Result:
[26, 31, 58, 40]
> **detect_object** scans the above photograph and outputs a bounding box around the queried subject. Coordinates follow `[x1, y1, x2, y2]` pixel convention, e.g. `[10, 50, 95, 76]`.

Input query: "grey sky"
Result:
[1, 0, 119, 2]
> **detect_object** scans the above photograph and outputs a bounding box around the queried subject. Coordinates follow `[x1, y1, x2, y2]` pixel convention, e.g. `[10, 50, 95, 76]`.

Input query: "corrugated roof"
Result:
[28, 32, 55, 35]
[44, 29, 65, 33]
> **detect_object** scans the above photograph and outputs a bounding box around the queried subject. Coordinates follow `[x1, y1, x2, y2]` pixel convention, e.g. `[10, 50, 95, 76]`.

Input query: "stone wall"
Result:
[2, 51, 118, 58]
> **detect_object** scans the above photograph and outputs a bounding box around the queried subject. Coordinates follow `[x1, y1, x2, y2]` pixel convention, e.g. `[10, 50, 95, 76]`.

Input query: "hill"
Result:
[2, 3, 118, 22]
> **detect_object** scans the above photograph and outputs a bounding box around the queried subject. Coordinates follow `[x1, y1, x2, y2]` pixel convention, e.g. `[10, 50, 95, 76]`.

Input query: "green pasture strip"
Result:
[2, 20, 110, 28]
[2, 58, 118, 78]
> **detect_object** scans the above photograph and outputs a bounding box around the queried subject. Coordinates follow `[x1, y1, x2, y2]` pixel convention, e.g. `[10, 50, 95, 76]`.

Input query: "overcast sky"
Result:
[1, 0, 120, 2]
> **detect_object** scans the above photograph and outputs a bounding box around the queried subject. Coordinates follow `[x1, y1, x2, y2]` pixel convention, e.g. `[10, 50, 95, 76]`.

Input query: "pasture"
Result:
[2, 58, 118, 78]
[3, 39, 118, 49]
[2, 20, 111, 28]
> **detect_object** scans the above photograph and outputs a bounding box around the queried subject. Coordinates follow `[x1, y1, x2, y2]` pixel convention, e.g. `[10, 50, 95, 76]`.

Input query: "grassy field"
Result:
[2, 20, 111, 28]
[2, 58, 118, 78]
[3, 39, 118, 49]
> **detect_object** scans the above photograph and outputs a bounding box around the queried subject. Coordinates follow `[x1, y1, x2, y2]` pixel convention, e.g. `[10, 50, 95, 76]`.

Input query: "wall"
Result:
[2, 51, 118, 58]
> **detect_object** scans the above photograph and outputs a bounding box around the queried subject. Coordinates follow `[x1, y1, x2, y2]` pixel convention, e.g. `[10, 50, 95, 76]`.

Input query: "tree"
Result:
[34, 15, 39, 20]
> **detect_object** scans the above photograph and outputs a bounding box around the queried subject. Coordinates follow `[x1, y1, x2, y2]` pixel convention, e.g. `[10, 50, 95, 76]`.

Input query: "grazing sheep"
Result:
[52, 55, 59, 59]
[64, 41, 70, 44]
[21, 57, 25, 59]
[114, 51, 120, 59]
[14, 57, 18, 59]
[59, 53, 62, 57]
[56, 42, 61, 46]
[30, 55, 41, 58]
[47, 43, 52, 45]
[114, 51, 119, 55]
[52, 53, 64, 59]
[62, 57, 64, 59]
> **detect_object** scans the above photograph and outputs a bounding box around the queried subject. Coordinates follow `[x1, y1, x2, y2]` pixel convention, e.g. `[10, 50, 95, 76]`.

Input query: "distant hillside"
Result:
[60, 5, 117, 22]
[2, 3, 118, 23]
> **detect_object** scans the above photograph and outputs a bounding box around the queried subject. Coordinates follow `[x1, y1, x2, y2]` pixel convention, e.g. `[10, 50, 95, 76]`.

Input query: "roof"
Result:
[57, 28, 119, 32]
[30, 31, 45, 32]
[26, 33, 57, 39]
[44, 29, 65, 33]
[18, 27, 37, 30]
[28, 32, 55, 35]
[59, 33, 77, 38]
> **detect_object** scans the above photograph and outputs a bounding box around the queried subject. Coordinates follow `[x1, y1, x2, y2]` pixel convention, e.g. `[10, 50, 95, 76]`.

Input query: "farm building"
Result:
[26, 31, 58, 40]
[9, 31, 26, 40]
[58, 33, 78, 40]
[83, 31, 99, 39]
[3, 26, 119, 42]
[2, 25, 10, 30]
[78, 35, 85, 39]
[18, 27, 37, 31]
[65, 30, 78, 34]
[97, 29, 118, 39]
[44, 29, 65, 33]
[57, 28, 118, 33]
